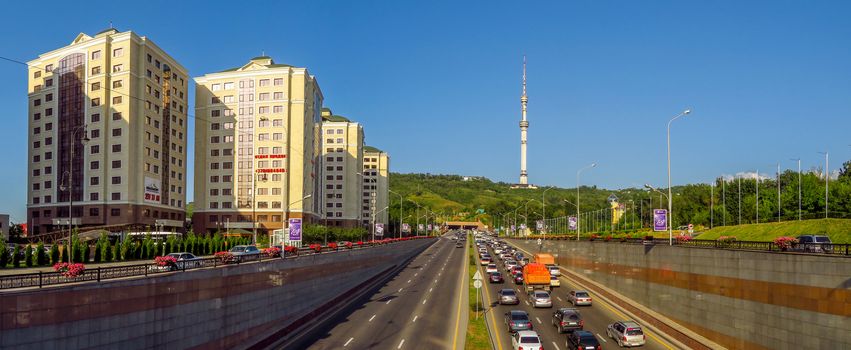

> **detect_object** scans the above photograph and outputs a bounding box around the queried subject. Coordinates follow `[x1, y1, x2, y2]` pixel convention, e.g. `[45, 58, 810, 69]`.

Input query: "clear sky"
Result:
[1, 1, 850, 222]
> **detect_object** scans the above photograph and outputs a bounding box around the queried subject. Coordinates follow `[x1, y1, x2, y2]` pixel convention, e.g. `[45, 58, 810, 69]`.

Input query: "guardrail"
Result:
[524, 236, 851, 256]
[0, 237, 436, 291]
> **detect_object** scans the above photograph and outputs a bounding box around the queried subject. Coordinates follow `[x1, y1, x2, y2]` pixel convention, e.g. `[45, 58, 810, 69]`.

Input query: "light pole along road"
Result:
[667, 109, 692, 246]
[576, 162, 597, 241]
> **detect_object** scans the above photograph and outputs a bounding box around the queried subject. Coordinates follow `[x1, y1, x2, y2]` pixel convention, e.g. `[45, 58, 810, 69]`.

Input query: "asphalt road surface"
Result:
[307, 232, 468, 350]
[476, 238, 676, 350]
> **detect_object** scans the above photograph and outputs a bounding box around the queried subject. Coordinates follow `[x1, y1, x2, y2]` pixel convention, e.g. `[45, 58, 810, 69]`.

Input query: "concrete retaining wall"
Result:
[0, 239, 434, 349]
[513, 239, 850, 350]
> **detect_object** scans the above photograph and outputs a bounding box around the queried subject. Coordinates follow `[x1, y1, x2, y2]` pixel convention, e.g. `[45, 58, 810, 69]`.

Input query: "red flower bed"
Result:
[676, 235, 692, 243]
[589, 234, 600, 241]
[309, 244, 322, 253]
[54, 262, 86, 278]
[773, 236, 797, 250]
[214, 251, 235, 263]
[344, 242, 353, 249]
[263, 247, 282, 257]
[154, 255, 178, 267]
[328, 242, 338, 250]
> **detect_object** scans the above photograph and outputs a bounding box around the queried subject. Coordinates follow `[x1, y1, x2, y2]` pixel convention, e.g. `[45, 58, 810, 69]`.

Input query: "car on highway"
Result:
[552, 307, 584, 333]
[511, 330, 544, 350]
[548, 265, 561, 276]
[481, 256, 492, 265]
[795, 234, 833, 253]
[550, 276, 560, 287]
[529, 290, 552, 308]
[166, 252, 203, 269]
[607, 321, 646, 347]
[498, 288, 519, 304]
[229, 245, 261, 262]
[489, 271, 505, 283]
[494, 247, 504, 254]
[504, 310, 533, 333]
[486, 263, 498, 274]
[505, 260, 518, 270]
[566, 330, 602, 350]
[513, 272, 524, 285]
[568, 290, 593, 306]
[456, 242, 464, 248]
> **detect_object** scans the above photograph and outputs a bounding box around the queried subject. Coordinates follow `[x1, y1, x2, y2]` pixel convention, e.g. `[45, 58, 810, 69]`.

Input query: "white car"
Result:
[494, 247, 503, 254]
[568, 290, 592, 306]
[512, 330, 543, 350]
[548, 265, 561, 276]
[607, 321, 646, 347]
[550, 276, 560, 287]
[486, 263, 498, 274]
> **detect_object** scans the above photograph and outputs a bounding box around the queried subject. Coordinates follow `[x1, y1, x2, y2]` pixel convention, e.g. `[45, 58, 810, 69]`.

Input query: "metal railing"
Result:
[530, 236, 850, 256]
[0, 238, 435, 291]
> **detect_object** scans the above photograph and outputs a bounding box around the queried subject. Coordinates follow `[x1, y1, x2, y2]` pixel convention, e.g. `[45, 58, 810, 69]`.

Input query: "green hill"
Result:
[695, 218, 851, 243]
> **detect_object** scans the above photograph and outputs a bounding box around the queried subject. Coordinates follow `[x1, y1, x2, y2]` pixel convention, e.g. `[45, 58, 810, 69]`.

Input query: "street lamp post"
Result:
[666, 109, 692, 246]
[576, 163, 597, 241]
[61, 124, 89, 263]
[645, 184, 670, 241]
[818, 152, 829, 219]
[542, 187, 554, 238]
[388, 189, 404, 238]
[790, 158, 801, 221]
[252, 174, 268, 245]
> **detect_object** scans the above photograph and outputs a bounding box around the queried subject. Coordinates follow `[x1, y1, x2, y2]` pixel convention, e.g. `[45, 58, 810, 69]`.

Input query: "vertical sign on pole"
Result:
[568, 216, 577, 231]
[653, 209, 668, 232]
[375, 223, 384, 237]
[288, 218, 302, 247]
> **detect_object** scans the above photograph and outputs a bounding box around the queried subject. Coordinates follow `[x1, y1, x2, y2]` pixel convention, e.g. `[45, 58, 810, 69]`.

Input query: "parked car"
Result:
[529, 290, 553, 308]
[548, 265, 561, 276]
[498, 288, 519, 304]
[568, 290, 593, 306]
[566, 330, 602, 350]
[512, 330, 544, 350]
[607, 321, 646, 347]
[550, 276, 561, 287]
[229, 245, 261, 262]
[165, 252, 203, 270]
[795, 235, 833, 253]
[504, 310, 533, 333]
[486, 263, 498, 274]
[552, 308, 584, 333]
[490, 272, 505, 283]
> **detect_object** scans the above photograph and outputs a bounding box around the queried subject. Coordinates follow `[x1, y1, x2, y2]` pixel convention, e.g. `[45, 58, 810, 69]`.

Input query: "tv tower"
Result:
[519, 55, 529, 186]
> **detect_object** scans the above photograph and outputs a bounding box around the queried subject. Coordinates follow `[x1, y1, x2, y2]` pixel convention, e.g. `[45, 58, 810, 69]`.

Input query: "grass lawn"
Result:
[465, 238, 491, 350]
[694, 218, 851, 243]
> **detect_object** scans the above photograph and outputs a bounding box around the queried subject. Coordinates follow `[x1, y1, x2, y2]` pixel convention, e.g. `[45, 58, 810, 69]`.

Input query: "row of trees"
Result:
[0, 233, 253, 268]
[301, 225, 369, 243]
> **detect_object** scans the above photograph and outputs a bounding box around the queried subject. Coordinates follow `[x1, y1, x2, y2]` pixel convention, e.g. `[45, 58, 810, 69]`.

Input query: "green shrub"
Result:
[0, 240, 8, 268]
[12, 245, 21, 267]
[49, 244, 59, 264]
[24, 245, 33, 267]
[36, 242, 47, 266]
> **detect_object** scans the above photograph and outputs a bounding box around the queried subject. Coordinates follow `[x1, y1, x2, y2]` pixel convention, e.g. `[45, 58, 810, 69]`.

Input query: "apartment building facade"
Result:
[193, 56, 323, 235]
[26, 29, 189, 236]
[320, 109, 364, 228]
[362, 146, 390, 231]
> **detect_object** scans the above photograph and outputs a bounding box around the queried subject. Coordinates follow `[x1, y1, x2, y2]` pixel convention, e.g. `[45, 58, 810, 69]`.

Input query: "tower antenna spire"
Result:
[522, 55, 527, 98]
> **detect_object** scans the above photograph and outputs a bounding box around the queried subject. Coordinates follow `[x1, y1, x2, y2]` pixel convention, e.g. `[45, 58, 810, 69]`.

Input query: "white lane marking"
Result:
[369, 315, 376, 322]
[422, 299, 427, 305]
[398, 288, 403, 293]
[434, 279, 438, 283]
[524, 300, 530, 306]
[597, 334, 607, 343]
[397, 339, 405, 349]
[557, 296, 563, 302]
[536, 317, 542, 324]
[412, 315, 418, 323]
[386, 299, 392, 305]
[551, 341, 561, 350]
[429, 287, 433, 293]
[415, 272, 418, 277]
[344, 337, 354, 347]
[407, 279, 412, 283]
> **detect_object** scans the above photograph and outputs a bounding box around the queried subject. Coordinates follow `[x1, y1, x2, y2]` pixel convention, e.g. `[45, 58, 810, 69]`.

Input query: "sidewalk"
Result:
[0, 256, 210, 276]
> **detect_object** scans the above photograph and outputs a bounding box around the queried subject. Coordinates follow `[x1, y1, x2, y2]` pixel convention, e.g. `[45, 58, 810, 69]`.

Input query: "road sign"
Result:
[473, 280, 482, 289]
[473, 270, 483, 281]
[537, 238, 542, 245]
[653, 209, 668, 232]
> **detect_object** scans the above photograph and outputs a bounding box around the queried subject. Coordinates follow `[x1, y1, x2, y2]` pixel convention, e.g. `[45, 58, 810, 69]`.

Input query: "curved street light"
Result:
[576, 163, 597, 241]
[667, 109, 692, 246]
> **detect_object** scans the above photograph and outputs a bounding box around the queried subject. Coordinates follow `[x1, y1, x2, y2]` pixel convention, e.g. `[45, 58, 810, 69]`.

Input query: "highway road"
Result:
[476, 237, 676, 350]
[307, 232, 468, 350]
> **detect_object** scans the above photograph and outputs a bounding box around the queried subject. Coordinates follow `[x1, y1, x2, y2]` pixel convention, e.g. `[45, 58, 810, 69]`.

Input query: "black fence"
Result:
[0, 240, 425, 291]
[534, 236, 851, 256]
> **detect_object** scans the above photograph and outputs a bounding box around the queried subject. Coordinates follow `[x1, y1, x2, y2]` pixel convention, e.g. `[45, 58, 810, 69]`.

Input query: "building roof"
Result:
[214, 57, 293, 73]
[325, 115, 351, 122]
[363, 145, 384, 153]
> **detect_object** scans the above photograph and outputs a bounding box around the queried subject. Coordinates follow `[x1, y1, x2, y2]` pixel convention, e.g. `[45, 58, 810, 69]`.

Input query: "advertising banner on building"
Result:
[375, 223, 384, 236]
[568, 216, 577, 231]
[288, 218, 302, 241]
[144, 177, 162, 204]
[653, 209, 668, 232]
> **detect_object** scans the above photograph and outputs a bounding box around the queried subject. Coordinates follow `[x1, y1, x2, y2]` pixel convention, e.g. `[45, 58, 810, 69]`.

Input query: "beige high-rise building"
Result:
[362, 146, 390, 230]
[26, 28, 189, 236]
[193, 56, 323, 235]
[319, 109, 364, 228]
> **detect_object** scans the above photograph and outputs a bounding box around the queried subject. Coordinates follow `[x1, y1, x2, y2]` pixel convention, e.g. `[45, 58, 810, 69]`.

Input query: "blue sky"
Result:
[1, 1, 850, 222]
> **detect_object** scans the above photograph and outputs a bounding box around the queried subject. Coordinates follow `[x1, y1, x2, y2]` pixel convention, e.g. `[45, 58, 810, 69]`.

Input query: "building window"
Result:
[113, 48, 123, 57]
[91, 66, 101, 75]
[113, 80, 123, 89]
[273, 92, 284, 100]
[112, 144, 121, 152]
[112, 160, 121, 168]
[112, 96, 122, 104]
[259, 79, 270, 87]
[90, 145, 100, 154]
[89, 207, 99, 216]
[111, 208, 120, 216]
[112, 64, 123, 73]
[113, 112, 122, 121]
[91, 161, 99, 170]
[112, 128, 122, 136]
[90, 177, 99, 185]
[91, 98, 100, 107]
[111, 193, 120, 200]
[91, 82, 101, 91]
